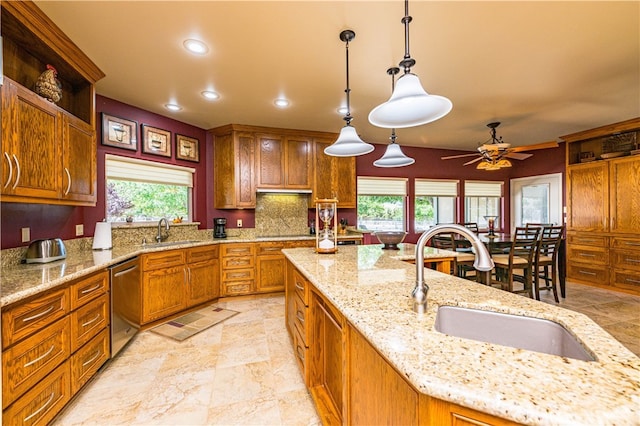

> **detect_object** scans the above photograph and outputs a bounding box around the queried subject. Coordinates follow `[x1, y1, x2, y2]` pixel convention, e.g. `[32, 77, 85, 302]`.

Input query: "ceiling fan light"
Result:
[368, 73, 452, 129]
[324, 125, 374, 157]
[477, 161, 490, 170]
[496, 159, 512, 168]
[374, 143, 415, 167]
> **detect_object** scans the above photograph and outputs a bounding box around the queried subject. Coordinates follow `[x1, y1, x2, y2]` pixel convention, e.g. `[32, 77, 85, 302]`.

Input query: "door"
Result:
[511, 173, 563, 232]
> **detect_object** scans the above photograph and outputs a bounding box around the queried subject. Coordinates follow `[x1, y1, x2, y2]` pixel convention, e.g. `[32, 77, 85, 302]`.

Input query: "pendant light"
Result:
[368, 0, 452, 129]
[374, 67, 415, 167]
[324, 30, 374, 157]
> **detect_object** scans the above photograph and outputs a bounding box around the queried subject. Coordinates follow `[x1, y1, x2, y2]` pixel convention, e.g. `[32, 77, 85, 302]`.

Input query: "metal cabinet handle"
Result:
[579, 253, 596, 258]
[622, 241, 640, 247]
[24, 345, 55, 368]
[81, 283, 102, 294]
[24, 392, 55, 422]
[11, 154, 20, 190]
[296, 345, 305, 362]
[82, 349, 102, 367]
[579, 270, 597, 276]
[624, 277, 640, 284]
[296, 310, 305, 324]
[3, 152, 12, 189]
[294, 282, 305, 292]
[82, 313, 101, 328]
[22, 305, 54, 323]
[64, 167, 71, 195]
[624, 258, 640, 264]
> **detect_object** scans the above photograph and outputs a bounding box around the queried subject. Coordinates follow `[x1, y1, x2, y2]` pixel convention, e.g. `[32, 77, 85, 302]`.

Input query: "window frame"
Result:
[414, 179, 459, 231]
[464, 180, 503, 230]
[357, 177, 408, 232]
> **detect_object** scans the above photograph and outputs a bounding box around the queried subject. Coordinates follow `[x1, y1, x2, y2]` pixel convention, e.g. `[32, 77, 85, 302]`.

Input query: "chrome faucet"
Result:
[156, 217, 170, 242]
[412, 224, 494, 314]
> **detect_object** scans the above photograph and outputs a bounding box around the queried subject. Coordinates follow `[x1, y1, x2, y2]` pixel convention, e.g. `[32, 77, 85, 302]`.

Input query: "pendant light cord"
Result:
[340, 30, 355, 126]
[388, 67, 400, 143]
[400, 0, 416, 73]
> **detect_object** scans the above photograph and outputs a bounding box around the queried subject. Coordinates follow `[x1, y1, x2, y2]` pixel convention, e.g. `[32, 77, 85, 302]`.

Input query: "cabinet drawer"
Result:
[286, 240, 315, 248]
[3, 360, 71, 426]
[221, 243, 255, 257]
[611, 250, 640, 272]
[567, 262, 609, 285]
[567, 234, 608, 247]
[222, 256, 255, 270]
[70, 270, 108, 310]
[221, 281, 255, 296]
[222, 267, 255, 282]
[291, 324, 308, 386]
[2, 317, 70, 409]
[187, 245, 218, 263]
[70, 328, 109, 394]
[293, 295, 308, 345]
[142, 250, 185, 271]
[2, 288, 69, 349]
[70, 294, 109, 353]
[292, 268, 309, 306]
[257, 241, 286, 256]
[610, 236, 640, 250]
[610, 269, 640, 295]
[567, 244, 609, 265]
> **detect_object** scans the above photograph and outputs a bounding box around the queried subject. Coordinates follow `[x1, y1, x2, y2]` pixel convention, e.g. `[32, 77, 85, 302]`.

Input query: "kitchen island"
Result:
[282, 244, 640, 425]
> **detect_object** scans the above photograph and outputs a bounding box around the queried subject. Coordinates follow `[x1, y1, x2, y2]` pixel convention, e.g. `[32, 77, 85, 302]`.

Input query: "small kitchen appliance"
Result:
[214, 218, 227, 238]
[23, 238, 67, 263]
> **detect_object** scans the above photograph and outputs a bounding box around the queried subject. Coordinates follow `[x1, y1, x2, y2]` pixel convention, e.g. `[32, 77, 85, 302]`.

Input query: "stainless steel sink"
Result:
[144, 240, 200, 248]
[435, 306, 595, 361]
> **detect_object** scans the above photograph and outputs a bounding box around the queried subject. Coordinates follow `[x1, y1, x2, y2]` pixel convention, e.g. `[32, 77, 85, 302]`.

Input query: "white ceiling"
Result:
[35, 1, 639, 151]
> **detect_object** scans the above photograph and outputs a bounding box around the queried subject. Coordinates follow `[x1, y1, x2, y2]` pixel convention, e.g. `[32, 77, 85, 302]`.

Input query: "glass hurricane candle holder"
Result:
[315, 198, 338, 254]
[484, 215, 498, 236]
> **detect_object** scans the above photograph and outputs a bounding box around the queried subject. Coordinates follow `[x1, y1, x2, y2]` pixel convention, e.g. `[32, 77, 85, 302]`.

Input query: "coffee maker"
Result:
[214, 218, 227, 238]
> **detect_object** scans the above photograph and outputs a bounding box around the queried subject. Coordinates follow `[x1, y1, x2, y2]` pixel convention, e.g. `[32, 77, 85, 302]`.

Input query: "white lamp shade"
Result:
[368, 73, 452, 128]
[373, 143, 415, 167]
[324, 125, 374, 157]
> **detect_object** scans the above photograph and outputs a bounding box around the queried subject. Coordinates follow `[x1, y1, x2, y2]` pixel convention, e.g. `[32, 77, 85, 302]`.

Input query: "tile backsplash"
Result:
[255, 193, 310, 237]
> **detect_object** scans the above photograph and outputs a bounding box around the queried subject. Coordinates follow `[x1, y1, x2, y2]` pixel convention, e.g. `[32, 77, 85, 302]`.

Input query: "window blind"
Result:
[415, 179, 458, 196]
[105, 154, 194, 187]
[464, 181, 503, 197]
[357, 177, 407, 196]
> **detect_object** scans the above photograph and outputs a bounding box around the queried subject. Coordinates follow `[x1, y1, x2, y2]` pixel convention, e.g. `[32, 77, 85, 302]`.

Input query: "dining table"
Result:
[456, 232, 567, 298]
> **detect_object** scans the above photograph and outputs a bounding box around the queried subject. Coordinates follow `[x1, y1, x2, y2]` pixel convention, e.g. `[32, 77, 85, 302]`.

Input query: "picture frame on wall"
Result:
[101, 113, 138, 151]
[176, 134, 200, 162]
[142, 125, 172, 157]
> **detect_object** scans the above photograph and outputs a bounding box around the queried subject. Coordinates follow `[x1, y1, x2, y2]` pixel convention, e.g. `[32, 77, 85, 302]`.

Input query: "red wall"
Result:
[0, 95, 566, 249]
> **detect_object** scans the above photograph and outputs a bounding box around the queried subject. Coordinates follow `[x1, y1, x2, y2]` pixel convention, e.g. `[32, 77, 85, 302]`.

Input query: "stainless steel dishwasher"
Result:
[109, 256, 141, 357]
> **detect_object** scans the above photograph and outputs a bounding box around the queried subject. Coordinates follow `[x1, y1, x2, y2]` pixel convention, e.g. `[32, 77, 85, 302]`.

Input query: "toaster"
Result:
[23, 238, 67, 264]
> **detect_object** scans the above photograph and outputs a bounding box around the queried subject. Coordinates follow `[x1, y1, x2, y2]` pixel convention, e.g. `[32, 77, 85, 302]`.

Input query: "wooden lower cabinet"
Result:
[220, 243, 256, 296]
[142, 265, 187, 323]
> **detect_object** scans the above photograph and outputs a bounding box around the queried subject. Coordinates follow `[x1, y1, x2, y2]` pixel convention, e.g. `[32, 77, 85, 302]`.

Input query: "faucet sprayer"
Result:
[156, 217, 170, 243]
[412, 224, 494, 314]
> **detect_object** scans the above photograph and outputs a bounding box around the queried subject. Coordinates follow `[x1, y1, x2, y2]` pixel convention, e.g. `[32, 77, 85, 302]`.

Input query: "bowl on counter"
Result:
[374, 231, 407, 250]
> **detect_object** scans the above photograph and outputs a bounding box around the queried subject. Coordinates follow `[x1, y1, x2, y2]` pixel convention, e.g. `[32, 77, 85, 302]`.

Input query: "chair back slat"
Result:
[510, 227, 540, 262]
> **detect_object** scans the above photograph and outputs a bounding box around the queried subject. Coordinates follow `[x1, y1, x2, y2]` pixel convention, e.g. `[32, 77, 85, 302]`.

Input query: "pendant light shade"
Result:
[325, 29, 374, 157]
[325, 125, 374, 157]
[369, 73, 453, 128]
[369, 0, 452, 129]
[374, 142, 415, 167]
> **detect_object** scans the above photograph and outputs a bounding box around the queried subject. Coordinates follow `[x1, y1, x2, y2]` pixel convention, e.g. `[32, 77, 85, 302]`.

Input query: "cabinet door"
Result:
[1, 78, 62, 200]
[62, 114, 97, 204]
[256, 133, 284, 188]
[187, 259, 219, 307]
[213, 131, 255, 209]
[609, 155, 640, 234]
[285, 136, 312, 189]
[334, 154, 356, 208]
[313, 140, 334, 201]
[256, 254, 286, 293]
[236, 132, 256, 207]
[566, 162, 609, 232]
[141, 266, 186, 324]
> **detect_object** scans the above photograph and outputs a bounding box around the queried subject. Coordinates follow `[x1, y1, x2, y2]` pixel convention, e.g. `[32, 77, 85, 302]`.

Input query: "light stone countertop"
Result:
[282, 244, 640, 426]
[0, 234, 367, 307]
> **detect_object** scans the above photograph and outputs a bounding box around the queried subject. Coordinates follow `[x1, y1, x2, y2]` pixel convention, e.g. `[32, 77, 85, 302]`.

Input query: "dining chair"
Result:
[431, 234, 476, 279]
[533, 225, 565, 302]
[489, 227, 541, 297]
[462, 222, 479, 233]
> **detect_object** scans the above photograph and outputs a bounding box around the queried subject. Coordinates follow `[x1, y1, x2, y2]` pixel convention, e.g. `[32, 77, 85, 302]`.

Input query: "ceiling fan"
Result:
[441, 122, 559, 170]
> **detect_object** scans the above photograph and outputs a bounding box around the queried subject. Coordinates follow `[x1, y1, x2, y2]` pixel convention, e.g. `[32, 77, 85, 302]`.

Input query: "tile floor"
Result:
[53, 282, 639, 425]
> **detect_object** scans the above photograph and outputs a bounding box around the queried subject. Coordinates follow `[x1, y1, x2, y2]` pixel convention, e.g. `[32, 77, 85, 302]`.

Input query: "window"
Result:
[105, 154, 194, 222]
[357, 177, 407, 231]
[464, 181, 503, 228]
[414, 179, 458, 231]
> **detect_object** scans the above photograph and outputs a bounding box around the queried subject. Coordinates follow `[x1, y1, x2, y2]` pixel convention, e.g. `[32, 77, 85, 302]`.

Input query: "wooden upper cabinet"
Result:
[609, 155, 640, 234]
[211, 128, 256, 209]
[256, 133, 313, 190]
[313, 138, 356, 208]
[1, 1, 104, 206]
[566, 161, 609, 232]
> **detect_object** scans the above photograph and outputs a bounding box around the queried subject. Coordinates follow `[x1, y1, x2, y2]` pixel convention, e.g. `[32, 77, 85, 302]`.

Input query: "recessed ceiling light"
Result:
[165, 103, 182, 111]
[274, 98, 290, 108]
[183, 39, 208, 55]
[202, 90, 220, 100]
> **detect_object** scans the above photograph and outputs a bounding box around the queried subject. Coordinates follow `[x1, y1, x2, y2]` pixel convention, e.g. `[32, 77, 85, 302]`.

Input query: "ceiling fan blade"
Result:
[441, 153, 481, 160]
[510, 140, 559, 152]
[463, 156, 484, 166]
[505, 152, 533, 160]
